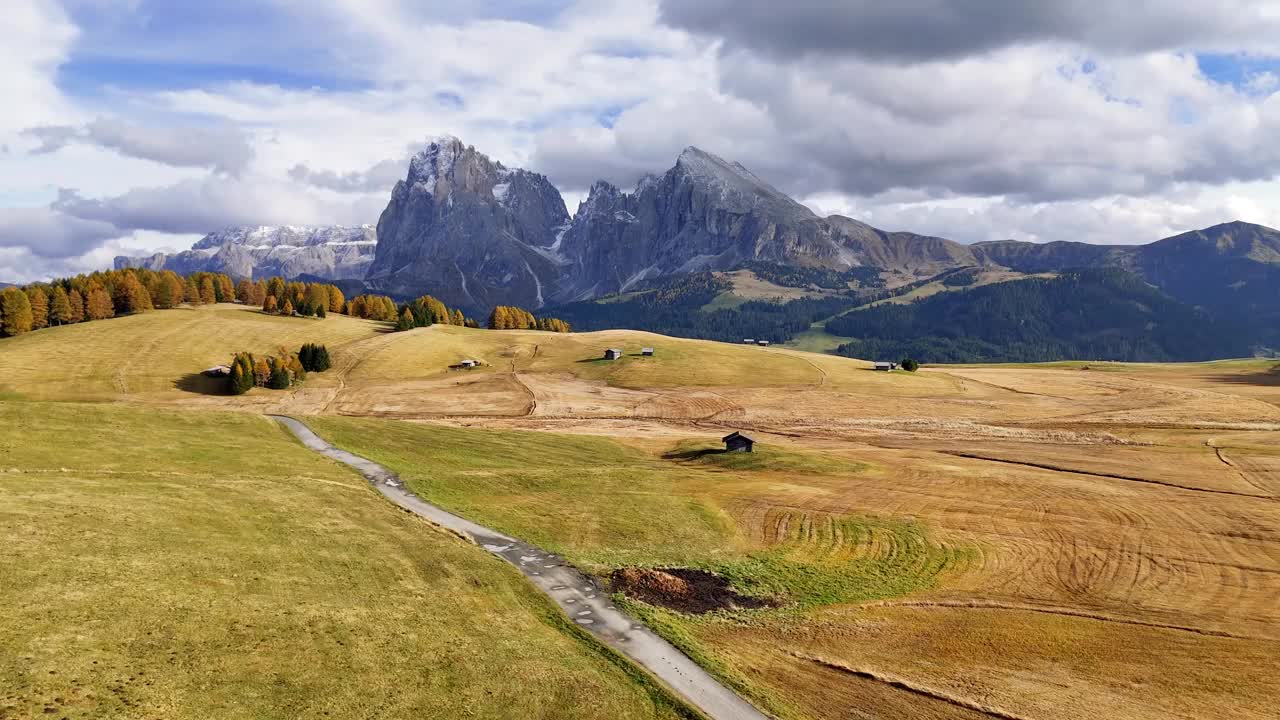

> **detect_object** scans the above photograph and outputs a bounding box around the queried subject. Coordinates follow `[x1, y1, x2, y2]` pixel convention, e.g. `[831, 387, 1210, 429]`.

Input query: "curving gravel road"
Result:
[271, 415, 769, 720]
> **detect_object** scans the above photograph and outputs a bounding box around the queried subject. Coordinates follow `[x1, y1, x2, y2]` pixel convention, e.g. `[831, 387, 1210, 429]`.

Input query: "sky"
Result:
[3, 0, 1280, 283]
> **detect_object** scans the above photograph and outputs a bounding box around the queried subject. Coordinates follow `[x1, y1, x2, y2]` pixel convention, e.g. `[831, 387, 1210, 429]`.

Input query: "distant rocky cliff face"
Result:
[368, 141, 979, 308]
[557, 147, 977, 301]
[364, 136, 571, 309]
[115, 225, 376, 280]
[113, 135, 1280, 321]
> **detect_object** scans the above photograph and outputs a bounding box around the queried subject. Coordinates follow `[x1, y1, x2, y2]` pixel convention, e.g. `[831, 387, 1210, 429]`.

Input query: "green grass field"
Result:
[0, 401, 694, 720]
[0, 304, 382, 400]
[304, 417, 970, 717]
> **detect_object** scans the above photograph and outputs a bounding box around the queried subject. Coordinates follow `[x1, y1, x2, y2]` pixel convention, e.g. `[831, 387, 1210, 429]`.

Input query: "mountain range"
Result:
[114, 136, 1280, 359]
[116, 225, 376, 281]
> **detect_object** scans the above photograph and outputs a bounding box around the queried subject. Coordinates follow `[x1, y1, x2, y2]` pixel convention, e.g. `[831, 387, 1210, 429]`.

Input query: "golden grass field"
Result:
[2, 303, 1278, 719]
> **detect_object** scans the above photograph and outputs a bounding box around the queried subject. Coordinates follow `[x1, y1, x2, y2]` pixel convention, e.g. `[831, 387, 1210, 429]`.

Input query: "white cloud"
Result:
[4, 0, 1280, 284]
[26, 117, 255, 174]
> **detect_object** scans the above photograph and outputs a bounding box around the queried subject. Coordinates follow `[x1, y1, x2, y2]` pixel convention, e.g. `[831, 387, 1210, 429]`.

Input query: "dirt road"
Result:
[272, 415, 769, 720]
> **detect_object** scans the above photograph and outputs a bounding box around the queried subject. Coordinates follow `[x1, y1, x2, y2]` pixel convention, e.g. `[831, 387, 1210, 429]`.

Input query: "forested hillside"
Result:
[828, 269, 1253, 363]
[552, 273, 856, 343]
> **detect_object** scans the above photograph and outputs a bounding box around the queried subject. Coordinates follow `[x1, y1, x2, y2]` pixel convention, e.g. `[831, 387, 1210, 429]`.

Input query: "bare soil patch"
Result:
[610, 568, 776, 614]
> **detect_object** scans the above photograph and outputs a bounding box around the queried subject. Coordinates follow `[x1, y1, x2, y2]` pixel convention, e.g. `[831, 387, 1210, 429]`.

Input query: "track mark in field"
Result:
[321, 332, 403, 413]
[512, 373, 538, 416]
[1206, 439, 1276, 497]
[792, 653, 1036, 720]
[940, 450, 1273, 501]
[779, 351, 827, 387]
[505, 343, 539, 416]
[859, 599, 1271, 641]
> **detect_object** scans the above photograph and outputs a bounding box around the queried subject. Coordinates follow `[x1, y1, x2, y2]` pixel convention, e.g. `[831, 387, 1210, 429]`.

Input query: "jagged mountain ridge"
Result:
[363, 136, 571, 309]
[115, 225, 376, 280]
[368, 140, 981, 308]
[114, 136, 1279, 326]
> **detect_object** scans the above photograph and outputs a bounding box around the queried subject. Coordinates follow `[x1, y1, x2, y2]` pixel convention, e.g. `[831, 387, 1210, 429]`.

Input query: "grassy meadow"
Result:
[305, 417, 971, 717]
[0, 401, 695, 720]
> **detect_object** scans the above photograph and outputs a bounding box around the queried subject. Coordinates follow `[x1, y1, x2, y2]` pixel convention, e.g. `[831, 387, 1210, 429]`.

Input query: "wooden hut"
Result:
[604, 348, 623, 360]
[722, 431, 755, 453]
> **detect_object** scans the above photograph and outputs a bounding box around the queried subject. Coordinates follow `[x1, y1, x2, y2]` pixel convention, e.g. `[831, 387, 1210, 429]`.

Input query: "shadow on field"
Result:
[174, 373, 230, 395]
[1204, 366, 1280, 388]
[662, 447, 728, 461]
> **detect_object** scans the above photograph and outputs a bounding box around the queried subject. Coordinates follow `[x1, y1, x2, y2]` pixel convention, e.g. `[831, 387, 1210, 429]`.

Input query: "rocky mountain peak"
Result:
[367, 135, 570, 308]
[672, 145, 813, 218]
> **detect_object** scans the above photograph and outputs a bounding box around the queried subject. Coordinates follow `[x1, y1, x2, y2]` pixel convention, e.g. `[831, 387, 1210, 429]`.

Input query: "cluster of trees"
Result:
[227, 347, 310, 395]
[486, 305, 571, 332]
[394, 295, 475, 331]
[260, 278, 345, 318]
[0, 268, 241, 337]
[829, 268, 1251, 363]
[347, 294, 399, 321]
[299, 343, 332, 372]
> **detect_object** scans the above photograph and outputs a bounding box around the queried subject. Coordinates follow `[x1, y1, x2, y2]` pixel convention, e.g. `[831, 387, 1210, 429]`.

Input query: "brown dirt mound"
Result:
[609, 567, 775, 614]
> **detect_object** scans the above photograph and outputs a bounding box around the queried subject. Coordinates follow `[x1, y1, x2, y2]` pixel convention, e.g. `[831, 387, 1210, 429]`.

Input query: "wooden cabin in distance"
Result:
[874, 361, 898, 371]
[722, 431, 755, 453]
[641, 347, 655, 357]
[756, 340, 771, 347]
[604, 348, 623, 360]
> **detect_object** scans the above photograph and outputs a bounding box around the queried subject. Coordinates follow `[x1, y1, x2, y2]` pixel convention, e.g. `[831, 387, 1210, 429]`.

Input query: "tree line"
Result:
[0, 268, 249, 337]
[486, 305, 571, 332]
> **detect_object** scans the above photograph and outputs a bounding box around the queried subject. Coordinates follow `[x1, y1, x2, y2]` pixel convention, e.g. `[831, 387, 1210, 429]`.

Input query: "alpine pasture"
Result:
[2, 303, 1278, 720]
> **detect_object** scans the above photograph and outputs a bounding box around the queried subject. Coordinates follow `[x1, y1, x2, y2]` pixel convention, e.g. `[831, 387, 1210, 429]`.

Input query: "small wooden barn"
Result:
[641, 347, 655, 357]
[722, 431, 755, 453]
[874, 361, 898, 371]
[460, 359, 478, 368]
[604, 348, 623, 360]
[203, 365, 231, 377]
[742, 338, 755, 344]
[756, 340, 771, 347]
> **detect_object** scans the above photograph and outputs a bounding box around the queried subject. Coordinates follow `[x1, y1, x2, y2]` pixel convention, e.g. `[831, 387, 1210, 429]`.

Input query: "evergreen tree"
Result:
[25, 287, 49, 329]
[305, 284, 329, 315]
[199, 277, 217, 305]
[235, 279, 254, 304]
[266, 276, 286, 301]
[397, 307, 416, 331]
[328, 287, 345, 313]
[450, 308, 465, 326]
[263, 295, 278, 313]
[85, 286, 115, 320]
[316, 303, 326, 318]
[228, 352, 256, 395]
[67, 289, 86, 323]
[216, 275, 235, 303]
[113, 273, 153, 315]
[464, 318, 479, 328]
[282, 299, 295, 316]
[267, 363, 291, 389]
[253, 358, 271, 387]
[49, 285, 73, 326]
[185, 277, 203, 305]
[1, 287, 34, 336]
